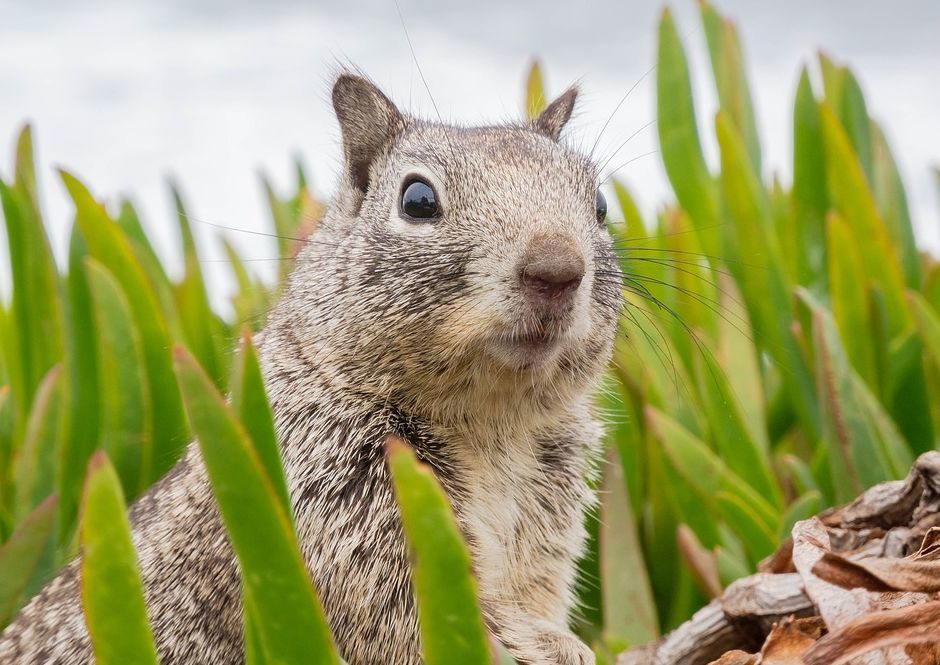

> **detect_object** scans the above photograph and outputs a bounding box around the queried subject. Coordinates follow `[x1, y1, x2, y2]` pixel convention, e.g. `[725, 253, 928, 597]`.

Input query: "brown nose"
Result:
[518, 234, 585, 304]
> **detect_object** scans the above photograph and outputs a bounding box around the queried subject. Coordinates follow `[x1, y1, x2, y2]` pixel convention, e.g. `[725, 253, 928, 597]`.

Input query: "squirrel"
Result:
[0, 72, 623, 665]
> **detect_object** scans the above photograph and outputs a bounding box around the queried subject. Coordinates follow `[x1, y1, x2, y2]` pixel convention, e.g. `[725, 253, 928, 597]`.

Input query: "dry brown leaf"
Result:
[679, 524, 723, 599]
[707, 650, 757, 665]
[758, 616, 824, 664]
[802, 601, 940, 665]
[813, 551, 940, 593]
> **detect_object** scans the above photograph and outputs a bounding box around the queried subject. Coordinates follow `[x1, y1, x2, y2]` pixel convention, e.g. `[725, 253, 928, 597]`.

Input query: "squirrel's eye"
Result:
[595, 189, 607, 225]
[400, 179, 440, 221]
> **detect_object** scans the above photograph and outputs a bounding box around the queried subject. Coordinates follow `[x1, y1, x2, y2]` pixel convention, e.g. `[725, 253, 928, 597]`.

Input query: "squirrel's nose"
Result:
[518, 233, 585, 304]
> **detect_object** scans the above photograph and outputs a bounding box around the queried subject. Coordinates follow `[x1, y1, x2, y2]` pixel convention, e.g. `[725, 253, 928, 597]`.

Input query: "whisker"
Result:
[589, 62, 658, 159]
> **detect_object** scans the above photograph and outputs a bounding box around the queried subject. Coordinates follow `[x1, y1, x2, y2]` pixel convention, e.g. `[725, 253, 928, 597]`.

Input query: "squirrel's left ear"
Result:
[332, 73, 405, 194]
[533, 86, 578, 141]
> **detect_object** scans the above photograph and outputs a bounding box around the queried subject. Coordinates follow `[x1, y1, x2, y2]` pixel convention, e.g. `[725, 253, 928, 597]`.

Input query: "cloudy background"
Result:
[1, 0, 938, 306]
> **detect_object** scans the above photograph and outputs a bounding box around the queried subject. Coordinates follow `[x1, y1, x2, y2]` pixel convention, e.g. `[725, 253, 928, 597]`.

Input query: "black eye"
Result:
[400, 178, 440, 221]
[595, 189, 607, 225]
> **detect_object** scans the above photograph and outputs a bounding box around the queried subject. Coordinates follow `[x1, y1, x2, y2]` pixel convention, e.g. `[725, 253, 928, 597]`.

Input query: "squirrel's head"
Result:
[279, 73, 622, 423]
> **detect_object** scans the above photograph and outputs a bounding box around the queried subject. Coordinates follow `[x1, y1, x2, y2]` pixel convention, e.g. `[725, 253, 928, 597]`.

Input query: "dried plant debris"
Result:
[619, 452, 940, 665]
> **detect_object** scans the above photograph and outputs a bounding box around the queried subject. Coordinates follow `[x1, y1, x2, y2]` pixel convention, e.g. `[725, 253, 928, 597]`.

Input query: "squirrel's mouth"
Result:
[484, 323, 567, 369]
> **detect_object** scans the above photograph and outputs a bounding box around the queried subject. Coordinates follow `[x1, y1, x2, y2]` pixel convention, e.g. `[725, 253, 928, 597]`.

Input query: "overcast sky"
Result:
[1, 0, 938, 307]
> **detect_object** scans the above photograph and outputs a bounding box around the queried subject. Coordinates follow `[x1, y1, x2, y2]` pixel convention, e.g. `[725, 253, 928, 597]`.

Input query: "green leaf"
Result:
[779, 491, 822, 541]
[599, 445, 658, 647]
[700, 1, 761, 173]
[714, 491, 776, 561]
[611, 180, 647, 239]
[819, 103, 909, 335]
[171, 184, 227, 388]
[871, 122, 921, 289]
[14, 366, 66, 523]
[715, 111, 819, 438]
[229, 331, 291, 517]
[645, 406, 778, 550]
[386, 437, 490, 665]
[0, 496, 57, 628]
[791, 68, 828, 287]
[0, 386, 12, 536]
[826, 211, 877, 387]
[60, 171, 188, 480]
[59, 228, 102, 542]
[1, 127, 64, 422]
[800, 289, 898, 502]
[86, 259, 152, 498]
[173, 347, 339, 665]
[692, 337, 781, 508]
[839, 69, 874, 186]
[656, 8, 720, 257]
[909, 292, 940, 378]
[524, 60, 547, 118]
[80, 452, 158, 665]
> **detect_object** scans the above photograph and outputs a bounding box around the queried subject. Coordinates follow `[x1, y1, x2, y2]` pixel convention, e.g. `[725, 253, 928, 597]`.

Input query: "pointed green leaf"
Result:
[599, 446, 658, 647]
[826, 211, 877, 387]
[524, 60, 547, 118]
[692, 337, 781, 507]
[230, 332, 291, 517]
[173, 347, 339, 665]
[871, 122, 920, 288]
[656, 8, 720, 257]
[80, 452, 158, 665]
[1, 129, 64, 420]
[645, 406, 778, 540]
[791, 67, 828, 286]
[85, 259, 152, 498]
[60, 172, 188, 479]
[700, 2, 761, 172]
[819, 103, 909, 334]
[386, 437, 490, 665]
[800, 289, 899, 502]
[14, 366, 66, 522]
[58, 229, 101, 544]
[0, 496, 57, 628]
[715, 111, 819, 438]
[714, 490, 776, 561]
[171, 185, 226, 388]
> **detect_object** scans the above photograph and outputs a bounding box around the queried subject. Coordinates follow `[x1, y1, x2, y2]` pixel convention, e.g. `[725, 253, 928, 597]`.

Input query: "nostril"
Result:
[518, 236, 586, 303]
[522, 265, 584, 299]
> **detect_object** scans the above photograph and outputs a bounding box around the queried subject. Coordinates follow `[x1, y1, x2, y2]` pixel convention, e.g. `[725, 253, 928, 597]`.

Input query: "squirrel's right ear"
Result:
[332, 74, 404, 194]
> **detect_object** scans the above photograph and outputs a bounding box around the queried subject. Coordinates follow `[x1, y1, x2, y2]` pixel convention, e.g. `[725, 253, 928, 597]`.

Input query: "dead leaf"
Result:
[802, 601, 940, 665]
[679, 524, 723, 599]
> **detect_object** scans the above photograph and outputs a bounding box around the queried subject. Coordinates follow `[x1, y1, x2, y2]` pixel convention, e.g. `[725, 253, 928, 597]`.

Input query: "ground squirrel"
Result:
[0, 72, 623, 664]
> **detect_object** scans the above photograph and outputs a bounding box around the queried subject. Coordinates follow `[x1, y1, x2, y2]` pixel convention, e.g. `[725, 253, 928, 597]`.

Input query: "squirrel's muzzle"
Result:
[518, 233, 585, 307]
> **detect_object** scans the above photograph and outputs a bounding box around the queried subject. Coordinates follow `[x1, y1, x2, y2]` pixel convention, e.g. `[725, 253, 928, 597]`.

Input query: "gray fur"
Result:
[0, 73, 622, 664]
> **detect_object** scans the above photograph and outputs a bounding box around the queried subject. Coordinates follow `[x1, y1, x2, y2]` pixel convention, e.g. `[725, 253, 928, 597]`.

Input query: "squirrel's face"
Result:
[286, 74, 622, 417]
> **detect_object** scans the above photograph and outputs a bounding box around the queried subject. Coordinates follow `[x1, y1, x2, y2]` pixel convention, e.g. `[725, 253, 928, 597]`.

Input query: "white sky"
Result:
[1, 0, 938, 309]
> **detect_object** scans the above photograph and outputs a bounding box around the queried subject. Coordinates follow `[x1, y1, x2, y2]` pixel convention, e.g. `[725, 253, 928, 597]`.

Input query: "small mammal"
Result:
[0, 73, 622, 664]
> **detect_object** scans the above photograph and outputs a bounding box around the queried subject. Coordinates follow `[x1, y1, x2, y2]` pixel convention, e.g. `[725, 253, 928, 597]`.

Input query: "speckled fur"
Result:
[0, 74, 622, 664]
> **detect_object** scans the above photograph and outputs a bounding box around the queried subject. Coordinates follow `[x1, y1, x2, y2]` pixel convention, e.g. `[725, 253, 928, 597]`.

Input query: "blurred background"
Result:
[1, 0, 938, 309]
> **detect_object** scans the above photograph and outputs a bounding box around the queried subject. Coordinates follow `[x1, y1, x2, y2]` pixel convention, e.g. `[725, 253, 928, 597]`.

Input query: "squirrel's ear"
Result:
[533, 86, 578, 141]
[332, 74, 404, 193]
